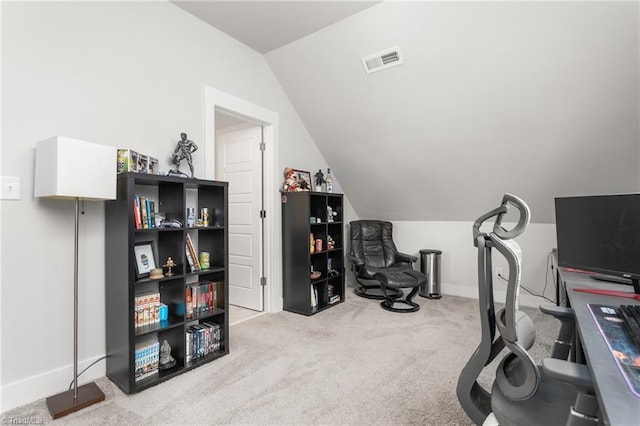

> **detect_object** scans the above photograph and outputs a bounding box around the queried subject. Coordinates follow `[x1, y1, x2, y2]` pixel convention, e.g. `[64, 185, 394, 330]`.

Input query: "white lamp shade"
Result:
[35, 136, 117, 200]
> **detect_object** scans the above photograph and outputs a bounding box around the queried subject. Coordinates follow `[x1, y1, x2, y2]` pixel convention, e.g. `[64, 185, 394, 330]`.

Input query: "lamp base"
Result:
[46, 381, 105, 419]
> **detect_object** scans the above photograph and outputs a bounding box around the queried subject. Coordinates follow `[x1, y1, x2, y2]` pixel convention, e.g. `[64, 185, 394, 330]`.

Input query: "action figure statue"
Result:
[314, 169, 326, 191]
[159, 340, 176, 370]
[169, 133, 198, 178]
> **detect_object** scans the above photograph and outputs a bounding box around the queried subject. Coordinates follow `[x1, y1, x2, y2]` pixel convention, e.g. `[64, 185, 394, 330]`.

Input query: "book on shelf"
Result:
[202, 321, 221, 352]
[185, 281, 218, 319]
[186, 321, 221, 363]
[186, 287, 193, 320]
[132, 194, 156, 230]
[134, 292, 160, 329]
[149, 201, 156, 229]
[140, 196, 149, 229]
[134, 338, 159, 382]
[310, 284, 318, 308]
[185, 329, 193, 362]
[133, 197, 141, 229]
[145, 198, 153, 229]
[185, 248, 196, 272]
[185, 233, 200, 272]
[329, 294, 341, 305]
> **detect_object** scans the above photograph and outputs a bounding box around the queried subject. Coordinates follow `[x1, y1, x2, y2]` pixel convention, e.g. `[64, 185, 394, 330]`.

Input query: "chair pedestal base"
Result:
[354, 283, 402, 300]
[381, 286, 420, 313]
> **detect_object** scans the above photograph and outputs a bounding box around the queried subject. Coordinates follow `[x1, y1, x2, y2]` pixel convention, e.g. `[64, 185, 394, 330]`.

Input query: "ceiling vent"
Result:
[361, 47, 403, 74]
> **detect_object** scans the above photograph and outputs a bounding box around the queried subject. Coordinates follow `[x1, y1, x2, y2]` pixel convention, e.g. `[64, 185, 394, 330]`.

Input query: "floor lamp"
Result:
[34, 136, 116, 419]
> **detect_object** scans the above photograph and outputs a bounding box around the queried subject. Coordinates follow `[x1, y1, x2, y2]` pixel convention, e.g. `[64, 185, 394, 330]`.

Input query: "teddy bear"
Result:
[282, 167, 299, 192]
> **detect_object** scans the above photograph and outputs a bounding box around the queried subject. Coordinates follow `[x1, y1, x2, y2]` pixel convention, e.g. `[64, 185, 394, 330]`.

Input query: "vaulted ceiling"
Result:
[172, 1, 380, 53]
[177, 1, 640, 223]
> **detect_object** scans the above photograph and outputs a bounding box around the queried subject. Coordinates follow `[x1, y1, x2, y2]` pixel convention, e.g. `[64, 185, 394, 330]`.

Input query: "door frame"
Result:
[204, 86, 282, 313]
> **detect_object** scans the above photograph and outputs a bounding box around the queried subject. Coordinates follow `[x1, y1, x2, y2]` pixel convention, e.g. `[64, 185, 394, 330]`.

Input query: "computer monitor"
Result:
[555, 193, 640, 295]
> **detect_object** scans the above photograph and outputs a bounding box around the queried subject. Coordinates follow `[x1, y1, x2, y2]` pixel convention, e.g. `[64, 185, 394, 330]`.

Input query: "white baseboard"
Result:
[441, 283, 551, 308]
[1, 356, 106, 413]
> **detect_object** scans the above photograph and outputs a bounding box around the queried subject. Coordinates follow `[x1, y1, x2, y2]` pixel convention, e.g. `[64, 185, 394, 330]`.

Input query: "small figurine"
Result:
[169, 132, 198, 178]
[327, 235, 335, 250]
[164, 257, 176, 276]
[327, 206, 337, 223]
[314, 169, 326, 191]
[159, 340, 176, 370]
[282, 167, 299, 192]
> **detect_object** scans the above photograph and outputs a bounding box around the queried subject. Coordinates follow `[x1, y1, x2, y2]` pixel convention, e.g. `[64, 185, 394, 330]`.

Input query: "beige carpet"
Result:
[2, 290, 558, 425]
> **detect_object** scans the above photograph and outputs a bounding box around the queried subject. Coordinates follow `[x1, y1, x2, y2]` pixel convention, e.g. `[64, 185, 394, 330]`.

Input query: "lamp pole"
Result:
[73, 197, 79, 399]
[45, 197, 105, 418]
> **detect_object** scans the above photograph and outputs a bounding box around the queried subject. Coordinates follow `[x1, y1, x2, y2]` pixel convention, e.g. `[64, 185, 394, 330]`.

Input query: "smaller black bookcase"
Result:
[282, 191, 345, 315]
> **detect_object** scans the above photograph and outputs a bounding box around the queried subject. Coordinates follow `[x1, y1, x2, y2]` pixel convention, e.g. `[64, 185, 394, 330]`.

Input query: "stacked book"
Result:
[135, 338, 159, 382]
[328, 284, 340, 305]
[186, 322, 221, 363]
[185, 281, 218, 320]
[134, 292, 160, 329]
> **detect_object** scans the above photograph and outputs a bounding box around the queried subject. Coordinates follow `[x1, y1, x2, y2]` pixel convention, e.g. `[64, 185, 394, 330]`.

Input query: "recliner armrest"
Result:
[347, 253, 364, 266]
[542, 358, 593, 391]
[395, 252, 418, 264]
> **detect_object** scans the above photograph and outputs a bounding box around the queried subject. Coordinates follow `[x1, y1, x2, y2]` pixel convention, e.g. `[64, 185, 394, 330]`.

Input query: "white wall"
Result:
[266, 1, 640, 222]
[0, 1, 349, 411]
[391, 221, 557, 308]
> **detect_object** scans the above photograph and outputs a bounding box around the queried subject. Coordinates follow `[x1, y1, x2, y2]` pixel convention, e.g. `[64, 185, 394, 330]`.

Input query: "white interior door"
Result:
[216, 125, 263, 311]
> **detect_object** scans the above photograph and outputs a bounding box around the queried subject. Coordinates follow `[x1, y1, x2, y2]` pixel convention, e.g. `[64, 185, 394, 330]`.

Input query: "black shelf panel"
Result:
[134, 274, 186, 286]
[134, 316, 183, 337]
[187, 308, 226, 323]
[185, 350, 226, 370]
[133, 228, 184, 234]
[134, 363, 183, 392]
[203, 266, 226, 274]
[186, 225, 225, 231]
[184, 266, 225, 279]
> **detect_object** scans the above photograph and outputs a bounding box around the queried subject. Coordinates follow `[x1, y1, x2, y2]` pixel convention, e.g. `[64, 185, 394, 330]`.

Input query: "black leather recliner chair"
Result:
[348, 220, 417, 300]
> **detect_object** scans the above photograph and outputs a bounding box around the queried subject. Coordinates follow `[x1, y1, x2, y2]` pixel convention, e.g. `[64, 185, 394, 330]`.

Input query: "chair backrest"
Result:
[349, 220, 399, 268]
[457, 194, 535, 424]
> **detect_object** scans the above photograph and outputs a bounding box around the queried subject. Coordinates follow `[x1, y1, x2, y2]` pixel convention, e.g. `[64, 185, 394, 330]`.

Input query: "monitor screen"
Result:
[555, 194, 640, 286]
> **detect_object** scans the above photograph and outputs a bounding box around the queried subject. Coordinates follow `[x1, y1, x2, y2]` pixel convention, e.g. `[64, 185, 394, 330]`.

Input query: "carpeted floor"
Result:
[2, 289, 559, 425]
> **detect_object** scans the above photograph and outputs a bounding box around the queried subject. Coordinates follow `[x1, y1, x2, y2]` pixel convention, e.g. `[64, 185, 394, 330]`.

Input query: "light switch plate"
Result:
[1, 176, 21, 200]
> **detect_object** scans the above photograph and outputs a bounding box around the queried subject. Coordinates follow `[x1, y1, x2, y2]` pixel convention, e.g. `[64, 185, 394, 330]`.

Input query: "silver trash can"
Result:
[419, 249, 442, 299]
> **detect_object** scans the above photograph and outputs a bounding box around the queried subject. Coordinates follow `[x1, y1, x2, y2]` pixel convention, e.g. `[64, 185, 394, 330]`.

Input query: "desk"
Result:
[559, 269, 640, 425]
